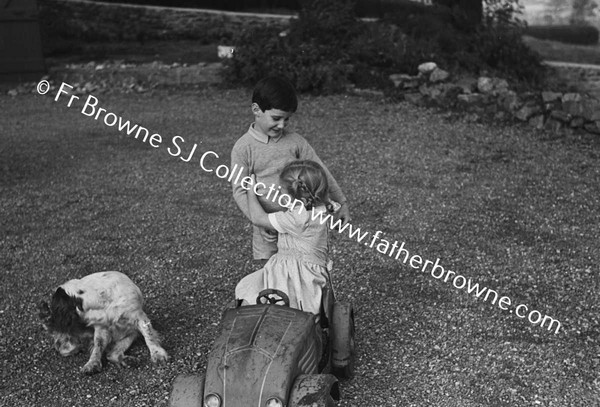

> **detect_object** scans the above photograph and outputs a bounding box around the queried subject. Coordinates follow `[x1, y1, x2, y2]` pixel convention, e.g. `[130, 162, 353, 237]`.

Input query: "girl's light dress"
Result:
[235, 204, 330, 315]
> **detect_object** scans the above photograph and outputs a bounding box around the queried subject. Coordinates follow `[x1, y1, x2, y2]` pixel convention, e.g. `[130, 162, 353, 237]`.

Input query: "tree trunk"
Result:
[457, 0, 483, 28]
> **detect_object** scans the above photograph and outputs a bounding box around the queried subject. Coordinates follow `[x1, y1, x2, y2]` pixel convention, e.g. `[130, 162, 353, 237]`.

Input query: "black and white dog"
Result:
[38, 271, 169, 374]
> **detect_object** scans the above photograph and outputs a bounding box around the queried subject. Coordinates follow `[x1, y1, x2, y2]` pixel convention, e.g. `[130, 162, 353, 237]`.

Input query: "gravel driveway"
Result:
[1, 87, 598, 406]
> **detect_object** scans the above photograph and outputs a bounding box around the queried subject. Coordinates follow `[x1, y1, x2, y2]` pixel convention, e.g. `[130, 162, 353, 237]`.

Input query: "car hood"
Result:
[204, 305, 320, 406]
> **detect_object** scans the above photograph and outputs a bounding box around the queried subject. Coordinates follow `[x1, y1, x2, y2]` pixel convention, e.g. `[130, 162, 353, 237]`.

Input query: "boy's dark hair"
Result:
[252, 76, 298, 113]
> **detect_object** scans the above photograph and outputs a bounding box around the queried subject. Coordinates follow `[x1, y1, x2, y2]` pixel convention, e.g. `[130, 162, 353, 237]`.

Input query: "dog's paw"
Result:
[81, 360, 103, 375]
[151, 348, 169, 365]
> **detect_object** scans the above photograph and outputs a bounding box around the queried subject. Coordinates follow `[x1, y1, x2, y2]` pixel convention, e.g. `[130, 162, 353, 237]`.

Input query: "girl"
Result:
[235, 160, 338, 315]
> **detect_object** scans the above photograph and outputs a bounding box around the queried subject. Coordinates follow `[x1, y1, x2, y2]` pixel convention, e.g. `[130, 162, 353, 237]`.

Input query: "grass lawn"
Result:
[523, 35, 600, 65]
[0, 86, 599, 406]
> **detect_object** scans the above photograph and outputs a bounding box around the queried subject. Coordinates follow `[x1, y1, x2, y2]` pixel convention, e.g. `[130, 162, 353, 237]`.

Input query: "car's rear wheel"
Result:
[169, 374, 205, 407]
[330, 302, 355, 380]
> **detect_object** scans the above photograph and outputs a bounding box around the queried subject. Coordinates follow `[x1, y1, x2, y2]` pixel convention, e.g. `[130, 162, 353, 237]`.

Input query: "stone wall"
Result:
[548, 62, 600, 99]
[387, 62, 600, 136]
[39, 0, 289, 49]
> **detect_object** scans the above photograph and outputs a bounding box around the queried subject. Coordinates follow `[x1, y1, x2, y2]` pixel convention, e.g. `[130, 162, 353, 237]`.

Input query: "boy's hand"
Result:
[334, 202, 351, 227]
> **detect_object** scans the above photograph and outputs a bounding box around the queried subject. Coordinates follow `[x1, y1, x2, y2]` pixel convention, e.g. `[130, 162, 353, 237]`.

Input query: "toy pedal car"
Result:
[169, 285, 355, 407]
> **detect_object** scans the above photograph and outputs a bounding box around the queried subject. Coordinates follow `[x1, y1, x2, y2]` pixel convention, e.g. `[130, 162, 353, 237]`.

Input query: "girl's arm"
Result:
[247, 175, 276, 230]
[297, 137, 351, 226]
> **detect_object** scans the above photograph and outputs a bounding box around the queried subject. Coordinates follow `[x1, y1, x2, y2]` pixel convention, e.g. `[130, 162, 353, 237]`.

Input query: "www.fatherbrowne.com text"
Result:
[306, 207, 561, 334]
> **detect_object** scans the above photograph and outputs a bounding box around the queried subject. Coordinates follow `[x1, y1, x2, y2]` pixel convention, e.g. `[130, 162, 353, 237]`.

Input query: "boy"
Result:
[231, 76, 350, 263]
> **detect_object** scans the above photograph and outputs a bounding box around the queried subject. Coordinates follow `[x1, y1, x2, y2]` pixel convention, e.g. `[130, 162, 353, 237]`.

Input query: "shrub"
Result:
[347, 23, 427, 87]
[223, 0, 546, 92]
[348, 23, 408, 70]
[221, 24, 354, 93]
[467, 25, 544, 83]
[380, 0, 544, 84]
[525, 25, 599, 45]
[222, 0, 361, 93]
[354, 0, 432, 18]
[292, 0, 360, 46]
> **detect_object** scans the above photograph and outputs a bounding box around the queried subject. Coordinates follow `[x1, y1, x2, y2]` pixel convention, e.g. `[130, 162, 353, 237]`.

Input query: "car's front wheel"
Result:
[330, 302, 355, 380]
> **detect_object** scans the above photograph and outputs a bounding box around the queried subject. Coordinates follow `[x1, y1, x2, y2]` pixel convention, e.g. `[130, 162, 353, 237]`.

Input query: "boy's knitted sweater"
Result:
[231, 124, 346, 219]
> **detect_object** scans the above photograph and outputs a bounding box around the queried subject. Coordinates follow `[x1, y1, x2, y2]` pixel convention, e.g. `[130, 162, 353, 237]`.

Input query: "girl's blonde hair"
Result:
[280, 160, 333, 211]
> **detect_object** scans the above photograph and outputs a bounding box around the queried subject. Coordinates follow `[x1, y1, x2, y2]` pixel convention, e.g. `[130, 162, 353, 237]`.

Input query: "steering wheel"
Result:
[256, 289, 290, 306]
